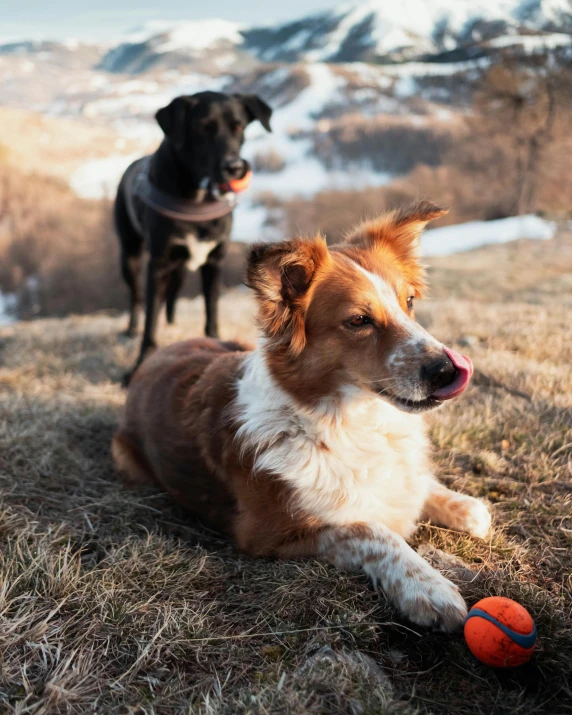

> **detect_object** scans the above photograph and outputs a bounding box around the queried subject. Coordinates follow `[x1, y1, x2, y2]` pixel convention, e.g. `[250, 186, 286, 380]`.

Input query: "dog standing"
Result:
[114, 91, 272, 383]
[113, 201, 491, 630]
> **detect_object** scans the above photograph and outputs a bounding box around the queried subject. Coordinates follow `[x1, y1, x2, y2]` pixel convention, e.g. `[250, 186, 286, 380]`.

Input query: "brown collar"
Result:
[134, 162, 237, 222]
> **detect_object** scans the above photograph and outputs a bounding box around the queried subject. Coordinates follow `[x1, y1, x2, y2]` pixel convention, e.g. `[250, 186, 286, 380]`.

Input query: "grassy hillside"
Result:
[0, 231, 571, 714]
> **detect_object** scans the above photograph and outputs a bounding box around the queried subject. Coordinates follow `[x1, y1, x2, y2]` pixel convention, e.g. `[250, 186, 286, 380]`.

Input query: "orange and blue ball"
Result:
[464, 596, 536, 667]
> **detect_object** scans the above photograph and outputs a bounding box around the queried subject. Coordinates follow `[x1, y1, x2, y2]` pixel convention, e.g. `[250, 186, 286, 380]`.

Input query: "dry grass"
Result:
[1, 232, 572, 714]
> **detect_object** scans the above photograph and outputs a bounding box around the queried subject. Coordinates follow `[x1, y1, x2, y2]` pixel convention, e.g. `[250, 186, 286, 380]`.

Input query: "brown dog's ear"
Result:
[238, 94, 272, 132]
[245, 236, 328, 354]
[346, 200, 448, 255]
[390, 200, 448, 243]
[155, 96, 195, 144]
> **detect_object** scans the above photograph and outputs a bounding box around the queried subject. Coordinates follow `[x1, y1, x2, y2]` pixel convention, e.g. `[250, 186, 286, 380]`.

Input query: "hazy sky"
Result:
[0, 0, 338, 41]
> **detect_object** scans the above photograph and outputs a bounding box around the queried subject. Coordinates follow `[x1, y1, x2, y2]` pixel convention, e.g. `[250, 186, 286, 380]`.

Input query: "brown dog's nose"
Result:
[420, 354, 458, 392]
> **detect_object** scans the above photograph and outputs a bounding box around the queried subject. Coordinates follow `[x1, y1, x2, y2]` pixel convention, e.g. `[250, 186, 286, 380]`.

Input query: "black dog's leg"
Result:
[123, 258, 169, 386]
[200, 260, 221, 338]
[121, 252, 143, 337]
[165, 263, 186, 325]
[140, 258, 169, 358]
[114, 179, 144, 337]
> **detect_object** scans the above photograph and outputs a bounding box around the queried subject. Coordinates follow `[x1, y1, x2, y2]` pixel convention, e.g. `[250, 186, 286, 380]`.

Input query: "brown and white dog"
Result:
[112, 200, 491, 631]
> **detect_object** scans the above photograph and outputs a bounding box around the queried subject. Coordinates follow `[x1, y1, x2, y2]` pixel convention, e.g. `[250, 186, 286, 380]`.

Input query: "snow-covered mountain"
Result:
[242, 0, 572, 63]
[88, 0, 572, 73]
[99, 20, 255, 74]
[2, 0, 570, 74]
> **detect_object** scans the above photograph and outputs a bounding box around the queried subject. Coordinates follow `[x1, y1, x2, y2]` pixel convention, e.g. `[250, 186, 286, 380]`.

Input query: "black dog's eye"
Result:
[407, 296, 414, 310]
[346, 315, 371, 328]
[202, 119, 218, 136]
[231, 120, 243, 134]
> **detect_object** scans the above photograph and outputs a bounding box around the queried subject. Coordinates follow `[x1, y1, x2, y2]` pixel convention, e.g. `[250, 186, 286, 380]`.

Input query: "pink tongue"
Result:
[431, 347, 474, 400]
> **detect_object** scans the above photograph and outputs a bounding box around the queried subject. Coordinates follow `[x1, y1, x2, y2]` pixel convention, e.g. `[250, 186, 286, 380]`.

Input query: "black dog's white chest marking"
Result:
[175, 235, 217, 271]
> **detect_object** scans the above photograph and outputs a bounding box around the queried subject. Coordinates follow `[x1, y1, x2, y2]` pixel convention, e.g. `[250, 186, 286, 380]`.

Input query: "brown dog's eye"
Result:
[231, 120, 243, 134]
[407, 296, 414, 310]
[347, 315, 371, 327]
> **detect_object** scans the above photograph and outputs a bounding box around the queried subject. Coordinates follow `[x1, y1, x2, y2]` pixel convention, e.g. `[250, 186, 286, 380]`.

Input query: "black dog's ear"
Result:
[239, 94, 272, 132]
[155, 96, 194, 142]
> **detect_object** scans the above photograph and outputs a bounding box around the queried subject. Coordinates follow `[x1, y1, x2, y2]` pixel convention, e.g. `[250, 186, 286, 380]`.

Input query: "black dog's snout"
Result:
[223, 158, 246, 178]
[420, 354, 458, 391]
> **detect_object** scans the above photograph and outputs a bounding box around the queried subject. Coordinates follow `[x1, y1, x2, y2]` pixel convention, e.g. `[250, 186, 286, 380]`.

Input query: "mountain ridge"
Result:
[2, 0, 570, 73]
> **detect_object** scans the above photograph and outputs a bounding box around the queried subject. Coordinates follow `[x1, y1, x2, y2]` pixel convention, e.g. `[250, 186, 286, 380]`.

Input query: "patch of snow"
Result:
[81, 72, 229, 122]
[88, 74, 109, 90]
[342, 62, 393, 89]
[117, 21, 176, 45]
[0, 290, 17, 326]
[70, 153, 140, 199]
[394, 75, 417, 98]
[488, 32, 571, 50]
[385, 58, 490, 78]
[62, 38, 80, 51]
[421, 215, 556, 257]
[250, 158, 390, 199]
[282, 28, 315, 53]
[214, 52, 238, 70]
[352, 87, 381, 101]
[435, 108, 454, 121]
[232, 200, 278, 242]
[156, 20, 244, 54]
[117, 19, 243, 53]
[113, 79, 161, 95]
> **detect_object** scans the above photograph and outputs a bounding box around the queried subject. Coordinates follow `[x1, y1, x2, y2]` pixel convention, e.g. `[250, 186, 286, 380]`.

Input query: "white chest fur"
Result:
[181, 235, 218, 272]
[235, 348, 433, 538]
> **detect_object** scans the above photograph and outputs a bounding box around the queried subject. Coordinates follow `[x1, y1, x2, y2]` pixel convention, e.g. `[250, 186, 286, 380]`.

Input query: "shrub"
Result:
[312, 114, 455, 175]
[252, 148, 287, 173]
[0, 166, 124, 318]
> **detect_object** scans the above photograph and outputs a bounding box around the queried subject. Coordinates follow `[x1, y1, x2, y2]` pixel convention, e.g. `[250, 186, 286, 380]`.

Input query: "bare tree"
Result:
[468, 53, 565, 216]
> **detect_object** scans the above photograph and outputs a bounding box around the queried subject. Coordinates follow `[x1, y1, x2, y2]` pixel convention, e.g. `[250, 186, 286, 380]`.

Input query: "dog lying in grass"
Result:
[113, 200, 491, 631]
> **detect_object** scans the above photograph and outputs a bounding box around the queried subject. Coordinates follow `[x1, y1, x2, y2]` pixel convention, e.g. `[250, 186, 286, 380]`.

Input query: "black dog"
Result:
[114, 91, 272, 383]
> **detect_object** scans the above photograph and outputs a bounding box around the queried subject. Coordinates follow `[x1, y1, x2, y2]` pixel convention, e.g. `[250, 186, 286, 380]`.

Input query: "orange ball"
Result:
[464, 597, 536, 668]
[227, 170, 252, 194]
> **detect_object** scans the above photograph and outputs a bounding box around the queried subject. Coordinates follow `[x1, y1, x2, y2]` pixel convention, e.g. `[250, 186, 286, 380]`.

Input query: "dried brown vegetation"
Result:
[0, 165, 249, 319]
[312, 114, 457, 175]
[1, 230, 571, 714]
[0, 165, 123, 318]
[251, 147, 287, 174]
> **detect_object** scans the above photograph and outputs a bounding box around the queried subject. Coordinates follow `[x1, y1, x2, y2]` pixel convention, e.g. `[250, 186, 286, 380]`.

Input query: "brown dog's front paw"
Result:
[384, 554, 468, 632]
[447, 497, 492, 539]
[412, 574, 467, 633]
[401, 574, 468, 632]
